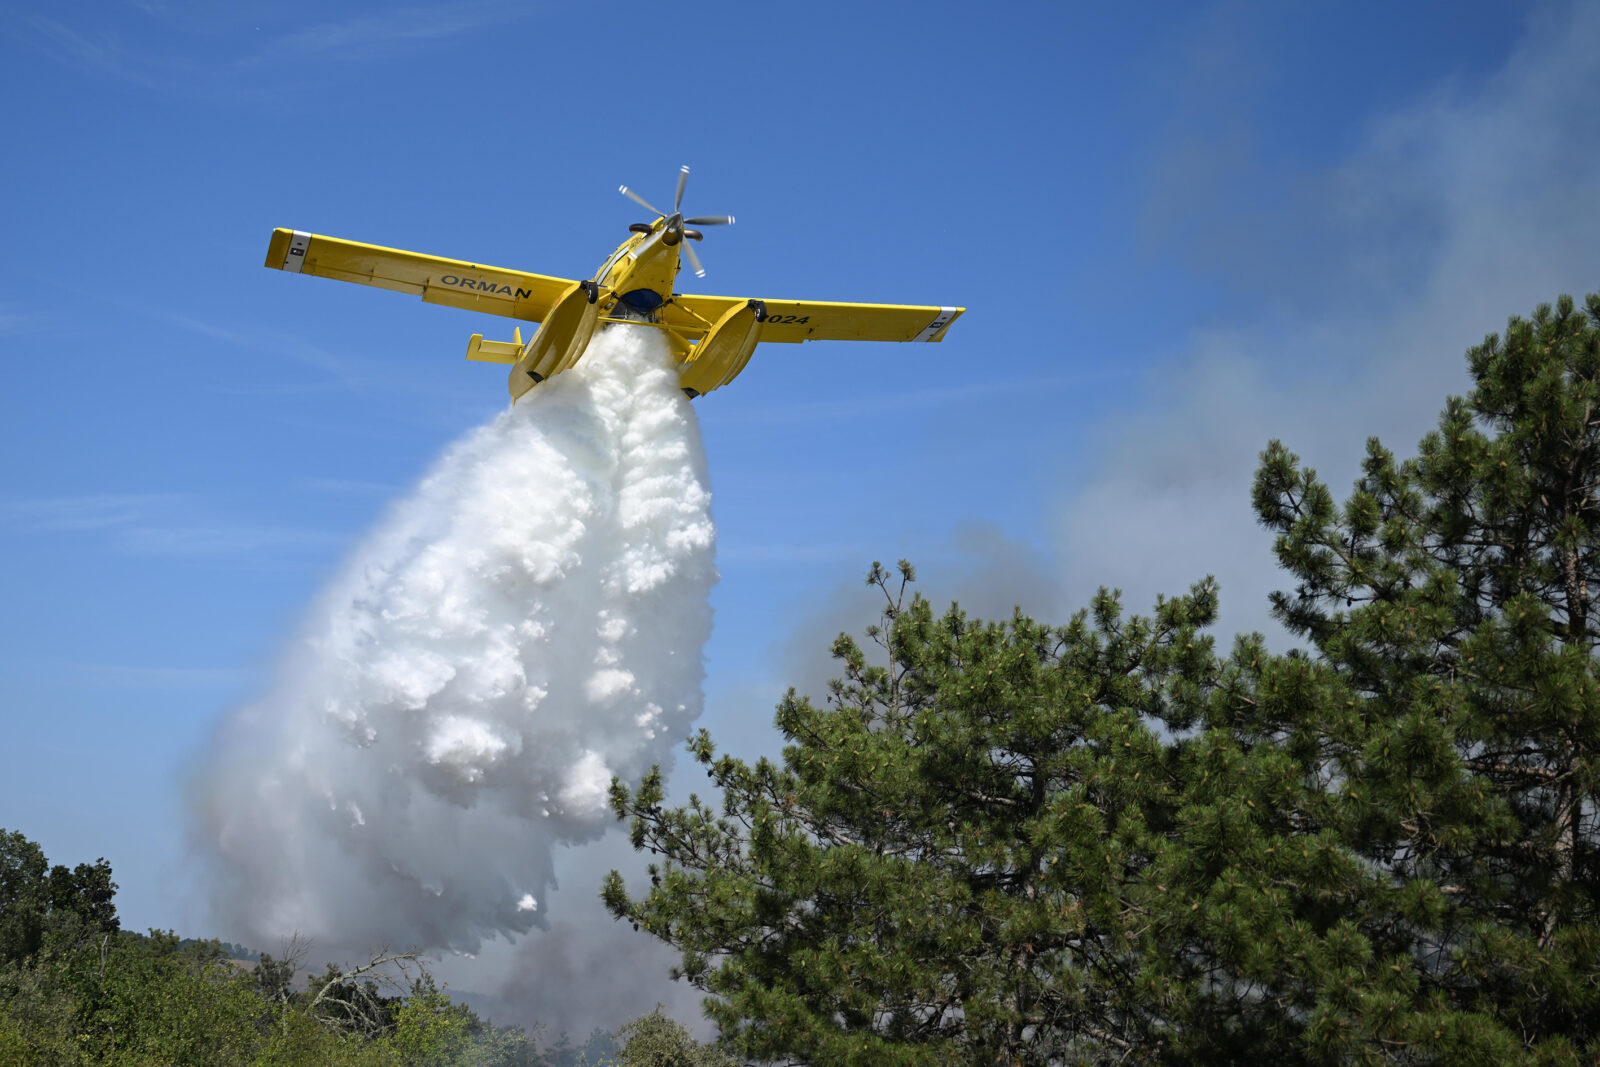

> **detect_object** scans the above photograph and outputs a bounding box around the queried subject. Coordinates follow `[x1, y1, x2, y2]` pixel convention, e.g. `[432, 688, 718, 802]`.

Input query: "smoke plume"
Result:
[193, 326, 716, 954]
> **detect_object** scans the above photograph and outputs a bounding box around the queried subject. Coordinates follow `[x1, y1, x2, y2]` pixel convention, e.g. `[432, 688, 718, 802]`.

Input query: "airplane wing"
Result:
[662, 294, 963, 345]
[264, 229, 577, 322]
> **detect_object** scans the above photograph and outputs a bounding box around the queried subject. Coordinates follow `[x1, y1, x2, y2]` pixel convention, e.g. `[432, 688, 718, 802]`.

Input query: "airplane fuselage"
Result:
[593, 215, 690, 319]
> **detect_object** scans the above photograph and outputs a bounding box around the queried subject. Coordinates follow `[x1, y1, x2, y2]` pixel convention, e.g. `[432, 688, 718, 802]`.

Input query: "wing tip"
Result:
[933, 306, 965, 341]
[917, 306, 965, 343]
[264, 227, 293, 270]
[265, 228, 312, 273]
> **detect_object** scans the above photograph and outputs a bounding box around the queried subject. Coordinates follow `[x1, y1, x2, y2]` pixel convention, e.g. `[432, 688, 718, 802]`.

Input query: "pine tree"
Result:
[1250, 293, 1600, 1062]
[606, 562, 1223, 1065]
[608, 295, 1600, 1063]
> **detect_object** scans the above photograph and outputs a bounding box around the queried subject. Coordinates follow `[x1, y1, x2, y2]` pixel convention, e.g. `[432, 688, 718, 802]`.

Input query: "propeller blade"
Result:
[620, 185, 665, 217]
[683, 241, 706, 278]
[675, 165, 689, 212]
[684, 216, 734, 226]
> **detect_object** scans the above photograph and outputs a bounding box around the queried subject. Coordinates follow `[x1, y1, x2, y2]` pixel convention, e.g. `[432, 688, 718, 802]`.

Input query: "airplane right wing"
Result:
[264, 229, 579, 323]
[663, 294, 963, 345]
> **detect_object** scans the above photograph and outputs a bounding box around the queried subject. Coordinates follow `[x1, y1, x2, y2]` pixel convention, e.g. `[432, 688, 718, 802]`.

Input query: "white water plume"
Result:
[194, 327, 716, 953]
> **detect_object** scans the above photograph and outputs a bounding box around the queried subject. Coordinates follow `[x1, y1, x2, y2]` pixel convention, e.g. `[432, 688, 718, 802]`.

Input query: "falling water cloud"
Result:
[192, 326, 716, 954]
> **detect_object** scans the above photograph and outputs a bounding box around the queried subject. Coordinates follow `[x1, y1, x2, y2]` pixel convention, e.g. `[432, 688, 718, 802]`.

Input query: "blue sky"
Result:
[3, 0, 1597, 1032]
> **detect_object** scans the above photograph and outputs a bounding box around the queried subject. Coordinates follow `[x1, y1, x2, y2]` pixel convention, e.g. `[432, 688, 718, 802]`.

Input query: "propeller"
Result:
[618, 165, 734, 278]
[682, 241, 705, 279]
[619, 185, 665, 217]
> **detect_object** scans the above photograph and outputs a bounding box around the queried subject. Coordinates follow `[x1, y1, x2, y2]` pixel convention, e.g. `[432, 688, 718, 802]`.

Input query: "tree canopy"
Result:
[0, 830, 629, 1066]
[607, 293, 1600, 1064]
[0, 828, 118, 969]
[607, 564, 1244, 1064]
[1245, 292, 1600, 1060]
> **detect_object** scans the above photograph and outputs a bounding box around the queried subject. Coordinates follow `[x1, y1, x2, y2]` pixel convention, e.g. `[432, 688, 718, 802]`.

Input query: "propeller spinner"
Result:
[619, 165, 734, 278]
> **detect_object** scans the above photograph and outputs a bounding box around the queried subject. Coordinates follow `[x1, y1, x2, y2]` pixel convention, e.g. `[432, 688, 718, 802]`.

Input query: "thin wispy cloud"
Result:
[715, 369, 1091, 426]
[247, 5, 529, 67]
[160, 312, 369, 390]
[0, 302, 45, 337]
[156, 309, 484, 405]
[8, 3, 535, 93]
[4, 657, 249, 694]
[2, 492, 335, 557]
[13, 14, 162, 87]
[296, 477, 394, 497]
[116, 522, 336, 556]
[71, 662, 247, 691]
[716, 538, 870, 566]
[3, 493, 184, 533]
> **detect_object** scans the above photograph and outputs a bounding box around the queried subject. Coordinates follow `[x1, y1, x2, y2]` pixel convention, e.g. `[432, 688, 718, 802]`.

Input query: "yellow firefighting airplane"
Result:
[264, 166, 964, 401]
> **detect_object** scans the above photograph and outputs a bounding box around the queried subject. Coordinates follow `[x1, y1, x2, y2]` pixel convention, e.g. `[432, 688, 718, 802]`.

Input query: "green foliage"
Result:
[539, 1026, 619, 1067]
[0, 831, 559, 1066]
[0, 949, 82, 1066]
[257, 949, 296, 1007]
[0, 926, 549, 1066]
[608, 560, 1226, 1063]
[71, 931, 267, 1065]
[392, 976, 475, 1066]
[595, 1007, 737, 1067]
[609, 296, 1600, 1063]
[188, 938, 258, 960]
[1245, 293, 1600, 1062]
[0, 827, 118, 968]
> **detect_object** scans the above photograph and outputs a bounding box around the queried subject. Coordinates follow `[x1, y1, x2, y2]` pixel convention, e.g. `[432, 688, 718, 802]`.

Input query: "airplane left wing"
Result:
[663, 294, 963, 345]
[264, 229, 578, 322]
